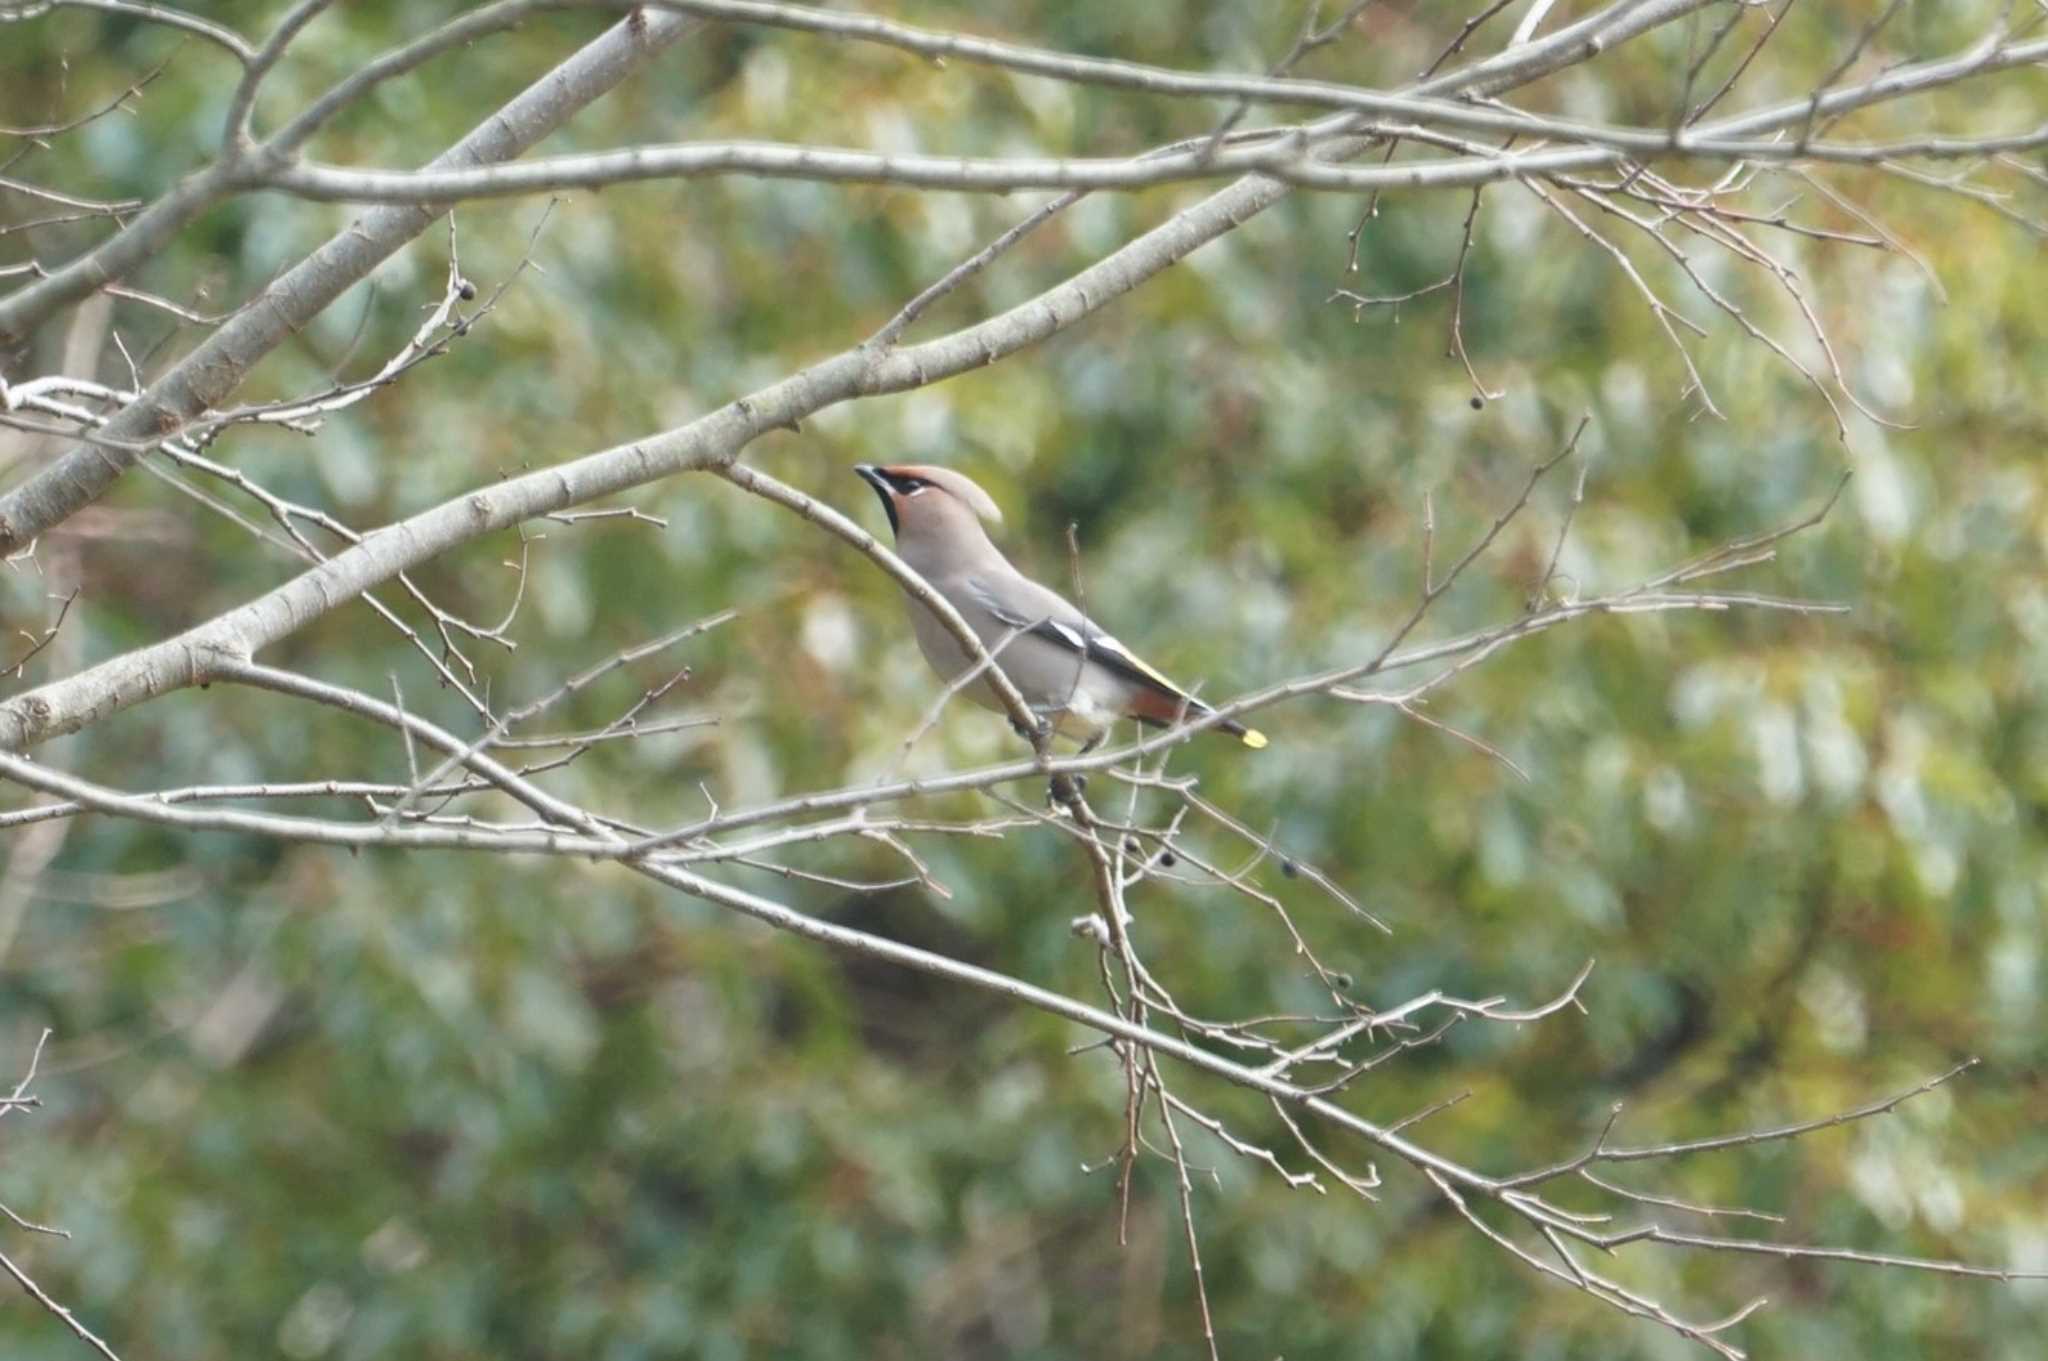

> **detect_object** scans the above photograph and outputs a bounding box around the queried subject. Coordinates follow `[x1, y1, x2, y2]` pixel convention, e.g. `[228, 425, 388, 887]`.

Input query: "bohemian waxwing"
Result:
[854, 463, 1266, 751]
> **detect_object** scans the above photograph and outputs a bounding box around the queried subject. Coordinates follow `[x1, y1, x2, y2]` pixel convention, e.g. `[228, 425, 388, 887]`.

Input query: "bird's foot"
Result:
[1010, 711, 1058, 748]
[1050, 730, 1103, 803]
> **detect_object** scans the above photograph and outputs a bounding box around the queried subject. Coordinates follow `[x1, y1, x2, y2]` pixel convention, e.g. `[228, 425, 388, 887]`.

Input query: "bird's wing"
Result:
[963, 575, 1203, 708]
[962, 573, 1266, 747]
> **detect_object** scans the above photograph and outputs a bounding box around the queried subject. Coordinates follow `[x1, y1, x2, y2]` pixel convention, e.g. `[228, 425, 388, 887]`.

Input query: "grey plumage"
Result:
[854, 463, 1265, 750]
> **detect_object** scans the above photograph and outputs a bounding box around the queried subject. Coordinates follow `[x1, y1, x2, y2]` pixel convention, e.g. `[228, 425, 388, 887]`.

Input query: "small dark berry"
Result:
[1469, 395, 1484, 410]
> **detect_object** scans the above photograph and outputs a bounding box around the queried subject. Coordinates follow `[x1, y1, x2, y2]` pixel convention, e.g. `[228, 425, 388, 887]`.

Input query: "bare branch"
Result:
[6, 1, 255, 65]
[1597, 1059, 1979, 1165]
[222, 0, 338, 152]
[0, 8, 701, 536]
[0, 1030, 124, 1359]
[0, 1248, 123, 1361]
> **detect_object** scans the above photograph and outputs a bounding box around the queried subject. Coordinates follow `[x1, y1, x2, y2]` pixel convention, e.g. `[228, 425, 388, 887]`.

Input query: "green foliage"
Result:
[4, 4, 2047, 1358]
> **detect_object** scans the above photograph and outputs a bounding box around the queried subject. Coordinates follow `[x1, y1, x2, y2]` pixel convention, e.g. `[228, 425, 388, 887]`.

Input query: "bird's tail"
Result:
[1220, 718, 1268, 750]
[1131, 689, 1267, 749]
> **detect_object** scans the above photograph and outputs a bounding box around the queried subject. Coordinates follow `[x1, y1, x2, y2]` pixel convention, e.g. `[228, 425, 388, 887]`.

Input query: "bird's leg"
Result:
[1009, 708, 1089, 806]
[1044, 721, 1105, 807]
[1061, 730, 1103, 795]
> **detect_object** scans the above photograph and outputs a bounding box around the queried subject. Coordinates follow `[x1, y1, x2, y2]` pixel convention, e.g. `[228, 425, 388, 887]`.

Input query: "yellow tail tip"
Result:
[1240, 728, 1268, 750]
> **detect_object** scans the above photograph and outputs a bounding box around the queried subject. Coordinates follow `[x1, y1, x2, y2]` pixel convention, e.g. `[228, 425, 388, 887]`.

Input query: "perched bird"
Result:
[854, 463, 1265, 751]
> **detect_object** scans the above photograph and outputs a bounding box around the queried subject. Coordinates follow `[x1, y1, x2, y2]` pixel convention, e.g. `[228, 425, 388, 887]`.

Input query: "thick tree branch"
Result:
[257, 110, 2048, 207]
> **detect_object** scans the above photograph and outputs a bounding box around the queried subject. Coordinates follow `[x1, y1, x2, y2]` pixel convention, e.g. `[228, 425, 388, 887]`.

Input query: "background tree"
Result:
[2, 2, 2047, 1357]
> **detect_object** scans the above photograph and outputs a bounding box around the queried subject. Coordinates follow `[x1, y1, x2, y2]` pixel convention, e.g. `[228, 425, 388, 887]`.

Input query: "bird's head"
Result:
[854, 463, 1003, 543]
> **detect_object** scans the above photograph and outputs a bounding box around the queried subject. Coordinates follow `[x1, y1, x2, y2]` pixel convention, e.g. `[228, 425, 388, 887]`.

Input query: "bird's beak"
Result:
[853, 464, 899, 538]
